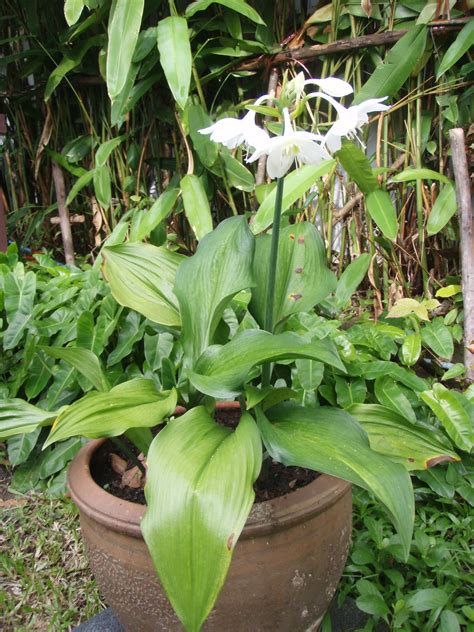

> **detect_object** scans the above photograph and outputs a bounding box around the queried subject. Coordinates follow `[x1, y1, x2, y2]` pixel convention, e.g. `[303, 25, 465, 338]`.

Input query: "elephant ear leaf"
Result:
[142, 407, 262, 632]
[174, 216, 255, 367]
[256, 405, 414, 560]
[102, 242, 184, 327]
[249, 222, 336, 329]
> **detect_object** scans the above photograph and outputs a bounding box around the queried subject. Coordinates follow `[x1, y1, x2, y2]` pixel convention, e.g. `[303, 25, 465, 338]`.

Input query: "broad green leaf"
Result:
[365, 189, 398, 241]
[131, 188, 180, 241]
[334, 377, 366, 408]
[421, 318, 454, 359]
[44, 380, 177, 447]
[0, 400, 58, 439]
[249, 222, 336, 328]
[387, 298, 429, 321]
[65, 170, 94, 205]
[132, 26, 158, 62]
[95, 135, 126, 167]
[401, 332, 421, 366]
[110, 61, 140, 127]
[174, 216, 254, 366]
[251, 161, 335, 234]
[93, 165, 111, 207]
[7, 428, 41, 466]
[439, 610, 461, 632]
[334, 253, 371, 308]
[187, 103, 218, 168]
[437, 20, 474, 79]
[221, 151, 254, 192]
[189, 329, 345, 398]
[406, 588, 449, 612]
[106, 0, 144, 99]
[374, 376, 416, 423]
[256, 405, 414, 558]
[354, 26, 427, 103]
[25, 352, 55, 399]
[102, 242, 184, 327]
[64, 0, 84, 26]
[107, 311, 145, 367]
[180, 174, 213, 240]
[436, 284, 461, 298]
[142, 407, 262, 632]
[3, 270, 36, 350]
[391, 365, 428, 392]
[185, 0, 265, 24]
[421, 384, 473, 452]
[157, 16, 192, 109]
[427, 184, 457, 235]
[336, 144, 377, 194]
[45, 35, 104, 100]
[356, 595, 389, 618]
[41, 346, 109, 392]
[391, 168, 451, 186]
[39, 437, 83, 479]
[295, 359, 324, 391]
[442, 363, 465, 381]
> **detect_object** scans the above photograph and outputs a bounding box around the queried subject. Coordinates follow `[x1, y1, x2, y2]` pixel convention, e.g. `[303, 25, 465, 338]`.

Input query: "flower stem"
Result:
[262, 176, 285, 386]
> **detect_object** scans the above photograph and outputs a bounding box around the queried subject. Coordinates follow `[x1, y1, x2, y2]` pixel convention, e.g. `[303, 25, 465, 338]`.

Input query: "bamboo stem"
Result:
[449, 129, 474, 383]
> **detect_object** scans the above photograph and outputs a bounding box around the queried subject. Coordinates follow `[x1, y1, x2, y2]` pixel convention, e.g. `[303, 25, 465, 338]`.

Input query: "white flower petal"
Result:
[267, 146, 294, 179]
[330, 108, 359, 136]
[324, 131, 342, 153]
[297, 140, 330, 165]
[306, 77, 354, 97]
[244, 125, 270, 150]
[355, 97, 390, 118]
[282, 108, 295, 137]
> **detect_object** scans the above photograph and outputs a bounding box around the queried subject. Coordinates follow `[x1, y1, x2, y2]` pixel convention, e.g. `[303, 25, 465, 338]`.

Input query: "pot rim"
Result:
[68, 405, 351, 540]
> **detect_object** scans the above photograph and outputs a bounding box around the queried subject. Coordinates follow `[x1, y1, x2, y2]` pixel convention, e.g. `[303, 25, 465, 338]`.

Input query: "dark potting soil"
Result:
[90, 407, 318, 506]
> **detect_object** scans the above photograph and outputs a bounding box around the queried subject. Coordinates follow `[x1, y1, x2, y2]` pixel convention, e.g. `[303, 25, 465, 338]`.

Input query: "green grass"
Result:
[1, 463, 472, 631]
[337, 459, 474, 631]
[0, 496, 102, 631]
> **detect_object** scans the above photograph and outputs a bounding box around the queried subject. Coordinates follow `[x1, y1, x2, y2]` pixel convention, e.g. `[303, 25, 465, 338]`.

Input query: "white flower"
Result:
[304, 77, 353, 97]
[199, 98, 270, 150]
[246, 108, 330, 179]
[323, 97, 390, 152]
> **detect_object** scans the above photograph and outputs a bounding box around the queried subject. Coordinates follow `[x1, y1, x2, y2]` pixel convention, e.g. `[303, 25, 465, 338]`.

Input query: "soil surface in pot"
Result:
[90, 408, 318, 505]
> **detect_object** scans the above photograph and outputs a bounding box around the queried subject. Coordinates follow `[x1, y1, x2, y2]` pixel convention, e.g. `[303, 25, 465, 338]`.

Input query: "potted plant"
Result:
[3, 78, 418, 631]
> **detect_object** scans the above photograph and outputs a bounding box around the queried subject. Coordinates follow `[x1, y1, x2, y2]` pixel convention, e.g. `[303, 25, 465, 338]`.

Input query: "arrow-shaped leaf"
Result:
[142, 406, 262, 632]
[189, 329, 345, 398]
[44, 380, 177, 447]
[256, 404, 414, 559]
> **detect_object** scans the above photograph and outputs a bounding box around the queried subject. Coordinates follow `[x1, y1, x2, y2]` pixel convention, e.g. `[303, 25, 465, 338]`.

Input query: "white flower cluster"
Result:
[199, 76, 389, 179]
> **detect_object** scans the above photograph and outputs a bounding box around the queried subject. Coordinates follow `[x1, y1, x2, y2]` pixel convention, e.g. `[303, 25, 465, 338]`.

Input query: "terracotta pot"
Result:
[68, 409, 352, 632]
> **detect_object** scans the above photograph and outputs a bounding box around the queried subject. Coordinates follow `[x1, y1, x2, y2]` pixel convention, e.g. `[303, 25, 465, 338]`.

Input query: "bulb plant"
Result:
[2, 76, 428, 632]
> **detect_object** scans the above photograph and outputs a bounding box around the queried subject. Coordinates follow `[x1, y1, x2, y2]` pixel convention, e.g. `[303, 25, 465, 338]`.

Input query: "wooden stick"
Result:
[237, 22, 466, 72]
[449, 129, 474, 382]
[51, 161, 75, 266]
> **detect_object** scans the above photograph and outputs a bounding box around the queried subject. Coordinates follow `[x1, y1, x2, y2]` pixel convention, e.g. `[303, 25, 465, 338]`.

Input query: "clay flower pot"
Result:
[68, 409, 352, 631]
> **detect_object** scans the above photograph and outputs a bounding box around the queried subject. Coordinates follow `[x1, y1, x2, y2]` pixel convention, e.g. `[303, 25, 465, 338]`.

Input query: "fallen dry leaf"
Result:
[121, 466, 144, 489]
[110, 453, 128, 475]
